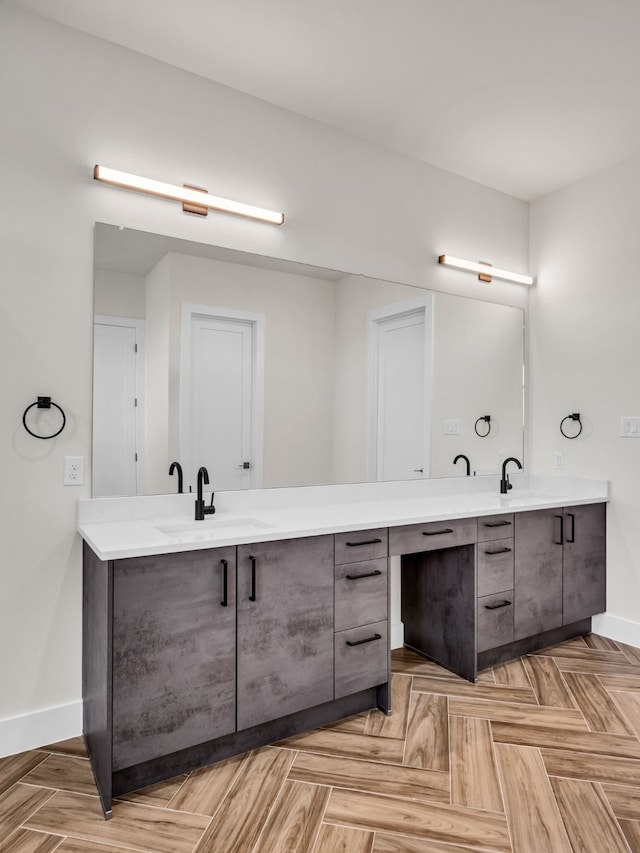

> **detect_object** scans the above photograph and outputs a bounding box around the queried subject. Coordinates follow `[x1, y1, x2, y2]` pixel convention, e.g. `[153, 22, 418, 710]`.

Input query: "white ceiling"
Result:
[10, 0, 640, 200]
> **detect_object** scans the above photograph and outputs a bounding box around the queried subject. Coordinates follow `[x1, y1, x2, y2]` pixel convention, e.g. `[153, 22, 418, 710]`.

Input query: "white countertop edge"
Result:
[79, 475, 609, 562]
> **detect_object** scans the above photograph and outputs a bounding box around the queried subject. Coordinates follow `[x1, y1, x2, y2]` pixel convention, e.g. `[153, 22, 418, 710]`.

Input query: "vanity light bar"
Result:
[93, 165, 285, 225]
[438, 254, 534, 286]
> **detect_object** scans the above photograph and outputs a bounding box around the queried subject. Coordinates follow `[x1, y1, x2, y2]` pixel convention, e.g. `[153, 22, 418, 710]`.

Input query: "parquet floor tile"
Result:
[6, 633, 640, 853]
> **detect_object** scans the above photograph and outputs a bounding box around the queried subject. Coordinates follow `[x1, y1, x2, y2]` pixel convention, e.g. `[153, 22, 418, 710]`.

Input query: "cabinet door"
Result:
[563, 503, 606, 625]
[514, 509, 563, 640]
[237, 536, 334, 730]
[112, 547, 236, 770]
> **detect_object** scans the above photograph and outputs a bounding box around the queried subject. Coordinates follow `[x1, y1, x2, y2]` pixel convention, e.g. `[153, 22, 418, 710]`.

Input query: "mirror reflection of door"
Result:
[180, 306, 265, 493]
[369, 299, 433, 481]
[93, 316, 145, 496]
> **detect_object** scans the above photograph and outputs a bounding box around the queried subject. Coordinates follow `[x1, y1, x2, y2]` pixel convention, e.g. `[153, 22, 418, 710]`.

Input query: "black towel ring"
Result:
[22, 396, 66, 440]
[560, 412, 582, 439]
[474, 415, 491, 437]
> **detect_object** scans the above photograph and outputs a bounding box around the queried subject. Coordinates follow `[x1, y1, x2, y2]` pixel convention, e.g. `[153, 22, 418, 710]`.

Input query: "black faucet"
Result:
[453, 454, 471, 476]
[195, 466, 216, 520]
[500, 456, 523, 494]
[168, 461, 183, 494]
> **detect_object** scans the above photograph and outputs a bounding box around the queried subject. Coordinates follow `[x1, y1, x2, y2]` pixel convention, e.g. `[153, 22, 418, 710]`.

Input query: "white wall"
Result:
[162, 253, 337, 491]
[430, 297, 524, 477]
[94, 269, 146, 319]
[530, 155, 640, 643]
[0, 5, 529, 751]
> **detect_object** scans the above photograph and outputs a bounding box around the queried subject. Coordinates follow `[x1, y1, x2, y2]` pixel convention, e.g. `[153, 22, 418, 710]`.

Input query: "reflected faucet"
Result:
[195, 466, 216, 520]
[168, 461, 183, 494]
[500, 457, 523, 494]
[453, 454, 471, 476]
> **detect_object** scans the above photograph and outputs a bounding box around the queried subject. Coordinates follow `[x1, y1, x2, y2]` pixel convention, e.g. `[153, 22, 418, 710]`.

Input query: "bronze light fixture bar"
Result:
[438, 254, 533, 285]
[93, 165, 285, 225]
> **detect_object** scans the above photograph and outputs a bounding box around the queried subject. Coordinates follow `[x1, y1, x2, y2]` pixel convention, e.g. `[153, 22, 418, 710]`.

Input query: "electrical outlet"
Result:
[444, 419, 460, 435]
[553, 451, 564, 469]
[64, 456, 85, 485]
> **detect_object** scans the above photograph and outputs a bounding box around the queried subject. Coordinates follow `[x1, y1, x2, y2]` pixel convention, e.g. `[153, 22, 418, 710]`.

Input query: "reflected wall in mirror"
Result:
[93, 223, 524, 496]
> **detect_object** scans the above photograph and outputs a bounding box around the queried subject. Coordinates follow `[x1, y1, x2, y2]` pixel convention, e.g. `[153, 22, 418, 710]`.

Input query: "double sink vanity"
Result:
[79, 473, 608, 816]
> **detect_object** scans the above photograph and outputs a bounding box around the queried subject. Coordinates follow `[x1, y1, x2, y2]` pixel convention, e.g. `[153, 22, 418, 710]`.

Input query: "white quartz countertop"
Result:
[78, 475, 608, 561]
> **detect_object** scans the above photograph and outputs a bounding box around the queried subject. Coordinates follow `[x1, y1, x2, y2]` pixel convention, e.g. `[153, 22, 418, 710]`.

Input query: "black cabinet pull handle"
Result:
[220, 559, 228, 607]
[346, 538, 382, 547]
[484, 520, 512, 528]
[249, 556, 257, 602]
[555, 514, 564, 545]
[346, 569, 383, 581]
[346, 633, 382, 647]
[567, 513, 575, 543]
[485, 600, 512, 610]
[423, 528, 453, 536]
[484, 547, 512, 555]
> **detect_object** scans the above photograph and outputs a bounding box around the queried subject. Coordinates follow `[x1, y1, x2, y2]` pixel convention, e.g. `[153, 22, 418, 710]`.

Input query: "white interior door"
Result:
[93, 317, 145, 496]
[181, 308, 264, 492]
[369, 301, 433, 482]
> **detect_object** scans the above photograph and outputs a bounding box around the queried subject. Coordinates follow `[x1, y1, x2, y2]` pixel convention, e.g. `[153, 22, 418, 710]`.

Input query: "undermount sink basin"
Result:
[156, 517, 274, 540]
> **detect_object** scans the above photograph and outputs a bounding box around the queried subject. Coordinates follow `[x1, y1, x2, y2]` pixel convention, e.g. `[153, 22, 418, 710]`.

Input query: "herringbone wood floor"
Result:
[4, 636, 640, 852]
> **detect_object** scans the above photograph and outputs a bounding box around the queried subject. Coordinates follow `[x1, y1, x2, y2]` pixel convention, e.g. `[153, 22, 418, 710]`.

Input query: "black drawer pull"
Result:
[346, 633, 382, 647]
[485, 599, 512, 610]
[346, 569, 383, 581]
[423, 528, 453, 536]
[483, 520, 512, 528]
[249, 556, 257, 602]
[221, 559, 228, 607]
[484, 547, 512, 555]
[555, 514, 564, 545]
[346, 538, 382, 547]
[566, 512, 575, 543]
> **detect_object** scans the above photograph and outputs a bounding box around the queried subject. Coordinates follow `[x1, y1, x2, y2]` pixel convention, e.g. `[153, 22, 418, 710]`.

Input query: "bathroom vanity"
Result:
[79, 475, 607, 816]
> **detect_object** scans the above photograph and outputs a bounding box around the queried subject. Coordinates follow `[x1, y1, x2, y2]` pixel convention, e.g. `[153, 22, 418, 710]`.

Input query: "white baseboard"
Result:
[0, 701, 82, 758]
[592, 613, 640, 649]
[391, 620, 404, 650]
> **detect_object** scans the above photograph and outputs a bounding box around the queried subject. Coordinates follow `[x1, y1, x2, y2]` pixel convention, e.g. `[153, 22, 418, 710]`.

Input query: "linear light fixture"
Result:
[438, 254, 534, 286]
[93, 165, 285, 225]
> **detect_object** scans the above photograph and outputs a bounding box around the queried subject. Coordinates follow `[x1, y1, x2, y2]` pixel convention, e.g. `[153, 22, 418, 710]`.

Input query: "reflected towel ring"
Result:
[560, 412, 582, 439]
[474, 415, 491, 437]
[22, 396, 66, 439]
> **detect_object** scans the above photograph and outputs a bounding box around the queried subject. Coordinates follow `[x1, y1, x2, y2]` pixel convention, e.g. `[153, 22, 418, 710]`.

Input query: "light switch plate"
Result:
[620, 417, 640, 437]
[444, 419, 460, 435]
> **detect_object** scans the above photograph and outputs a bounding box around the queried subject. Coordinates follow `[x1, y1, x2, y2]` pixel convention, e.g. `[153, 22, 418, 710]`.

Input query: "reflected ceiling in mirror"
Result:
[93, 223, 524, 497]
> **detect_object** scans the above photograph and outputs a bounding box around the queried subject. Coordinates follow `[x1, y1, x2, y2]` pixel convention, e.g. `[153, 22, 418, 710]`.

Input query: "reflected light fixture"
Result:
[93, 165, 285, 225]
[438, 254, 533, 286]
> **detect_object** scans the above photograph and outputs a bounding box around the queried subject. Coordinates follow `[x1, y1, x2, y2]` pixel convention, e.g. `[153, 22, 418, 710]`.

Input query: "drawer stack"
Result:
[333, 529, 389, 698]
[476, 514, 514, 652]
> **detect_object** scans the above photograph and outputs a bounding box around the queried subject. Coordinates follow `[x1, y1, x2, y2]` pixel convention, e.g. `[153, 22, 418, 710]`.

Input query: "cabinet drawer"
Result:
[477, 514, 514, 542]
[389, 517, 477, 556]
[335, 529, 388, 564]
[477, 538, 514, 597]
[477, 591, 514, 652]
[335, 621, 388, 699]
[335, 558, 388, 631]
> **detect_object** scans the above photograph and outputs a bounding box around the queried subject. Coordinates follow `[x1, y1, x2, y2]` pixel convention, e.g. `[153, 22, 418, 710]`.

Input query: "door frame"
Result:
[367, 295, 434, 482]
[93, 315, 146, 495]
[179, 303, 266, 490]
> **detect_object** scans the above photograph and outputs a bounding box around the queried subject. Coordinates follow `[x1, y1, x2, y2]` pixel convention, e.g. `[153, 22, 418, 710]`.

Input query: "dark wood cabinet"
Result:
[562, 503, 606, 625]
[236, 535, 334, 730]
[83, 501, 603, 815]
[514, 509, 564, 640]
[513, 504, 606, 642]
[111, 547, 236, 770]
